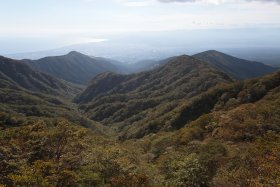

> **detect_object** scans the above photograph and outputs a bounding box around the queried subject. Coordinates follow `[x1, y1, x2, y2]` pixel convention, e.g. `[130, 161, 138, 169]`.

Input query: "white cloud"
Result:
[158, 0, 280, 4]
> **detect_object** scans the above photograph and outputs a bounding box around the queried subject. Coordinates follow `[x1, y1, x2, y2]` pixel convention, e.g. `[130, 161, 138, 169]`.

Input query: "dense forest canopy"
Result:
[0, 52, 279, 186]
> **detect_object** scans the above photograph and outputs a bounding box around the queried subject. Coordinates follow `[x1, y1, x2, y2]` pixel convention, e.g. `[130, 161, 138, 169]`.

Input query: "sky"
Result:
[0, 0, 280, 54]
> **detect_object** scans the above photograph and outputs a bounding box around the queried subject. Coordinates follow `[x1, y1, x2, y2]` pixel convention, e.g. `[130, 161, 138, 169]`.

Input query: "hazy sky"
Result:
[0, 0, 280, 54]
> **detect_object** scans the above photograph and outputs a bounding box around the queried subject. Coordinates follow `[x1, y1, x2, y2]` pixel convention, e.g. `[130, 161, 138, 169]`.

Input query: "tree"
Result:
[165, 154, 208, 187]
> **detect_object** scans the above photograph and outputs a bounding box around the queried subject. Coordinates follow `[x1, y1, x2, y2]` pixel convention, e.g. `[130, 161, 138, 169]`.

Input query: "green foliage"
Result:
[0, 115, 156, 186]
[1, 55, 280, 186]
[164, 154, 208, 187]
[76, 55, 232, 138]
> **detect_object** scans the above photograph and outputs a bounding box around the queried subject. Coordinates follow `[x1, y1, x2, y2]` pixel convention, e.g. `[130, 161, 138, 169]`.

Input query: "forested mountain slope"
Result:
[1, 64, 279, 187]
[23, 51, 121, 85]
[0, 56, 80, 97]
[0, 56, 106, 132]
[193, 50, 277, 80]
[133, 69, 280, 186]
[0, 52, 279, 186]
[75, 55, 233, 138]
[125, 50, 276, 79]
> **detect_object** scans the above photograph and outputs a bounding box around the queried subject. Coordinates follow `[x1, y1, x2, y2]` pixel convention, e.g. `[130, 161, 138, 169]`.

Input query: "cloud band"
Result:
[158, 0, 280, 4]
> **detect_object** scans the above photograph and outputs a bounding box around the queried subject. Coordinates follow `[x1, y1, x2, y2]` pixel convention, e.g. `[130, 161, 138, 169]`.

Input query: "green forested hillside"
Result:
[75, 55, 232, 138]
[126, 50, 277, 80]
[193, 50, 277, 80]
[0, 56, 106, 132]
[132, 70, 280, 186]
[0, 56, 81, 97]
[1, 70, 280, 186]
[0, 54, 279, 186]
[23, 51, 121, 85]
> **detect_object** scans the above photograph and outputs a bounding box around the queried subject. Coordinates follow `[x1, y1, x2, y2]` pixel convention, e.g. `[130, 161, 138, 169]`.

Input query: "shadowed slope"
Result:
[193, 50, 277, 80]
[23, 51, 121, 85]
[75, 55, 232, 138]
[0, 56, 81, 97]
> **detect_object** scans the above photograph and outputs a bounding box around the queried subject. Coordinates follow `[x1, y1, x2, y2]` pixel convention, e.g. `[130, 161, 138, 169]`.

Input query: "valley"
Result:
[0, 50, 279, 186]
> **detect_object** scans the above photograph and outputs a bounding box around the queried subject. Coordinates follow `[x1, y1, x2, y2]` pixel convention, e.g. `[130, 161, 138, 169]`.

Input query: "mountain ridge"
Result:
[0, 52, 279, 186]
[75, 55, 233, 138]
[0, 56, 80, 97]
[193, 50, 277, 80]
[23, 51, 122, 85]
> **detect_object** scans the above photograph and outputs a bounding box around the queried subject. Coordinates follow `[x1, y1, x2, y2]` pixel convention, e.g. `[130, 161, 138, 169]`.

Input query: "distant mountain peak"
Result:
[23, 51, 121, 85]
[0, 55, 80, 96]
[67, 51, 85, 56]
[193, 50, 277, 80]
[204, 49, 220, 53]
[198, 50, 225, 56]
